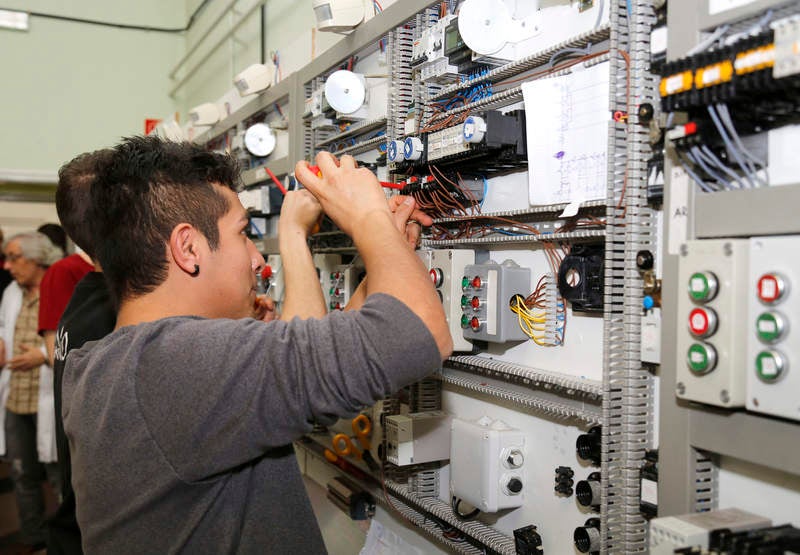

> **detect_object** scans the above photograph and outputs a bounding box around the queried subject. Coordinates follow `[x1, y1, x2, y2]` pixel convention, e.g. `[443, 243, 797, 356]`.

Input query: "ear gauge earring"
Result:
[190, 264, 200, 277]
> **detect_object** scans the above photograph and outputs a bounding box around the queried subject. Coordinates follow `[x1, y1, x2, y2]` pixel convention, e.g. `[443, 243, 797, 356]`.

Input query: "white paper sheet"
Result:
[523, 62, 610, 206]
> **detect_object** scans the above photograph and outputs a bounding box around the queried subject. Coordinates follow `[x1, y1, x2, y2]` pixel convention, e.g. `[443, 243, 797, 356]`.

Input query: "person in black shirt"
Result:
[47, 151, 116, 555]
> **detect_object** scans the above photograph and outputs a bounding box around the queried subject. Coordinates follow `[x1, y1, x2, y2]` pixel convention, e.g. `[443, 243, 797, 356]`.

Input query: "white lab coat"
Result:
[0, 281, 57, 462]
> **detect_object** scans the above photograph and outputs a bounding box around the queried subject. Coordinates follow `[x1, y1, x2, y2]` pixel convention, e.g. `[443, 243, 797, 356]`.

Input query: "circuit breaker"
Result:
[461, 260, 531, 343]
[384, 411, 451, 466]
[746, 236, 800, 422]
[418, 248, 476, 352]
[649, 508, 771, 555]
[675, 240, 749, 408]
[450, 416, 526, 513]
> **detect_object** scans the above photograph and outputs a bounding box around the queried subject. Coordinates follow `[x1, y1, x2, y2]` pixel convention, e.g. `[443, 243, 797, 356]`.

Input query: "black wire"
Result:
[3, 0, 212, 33]
[451, 496, 480, 521]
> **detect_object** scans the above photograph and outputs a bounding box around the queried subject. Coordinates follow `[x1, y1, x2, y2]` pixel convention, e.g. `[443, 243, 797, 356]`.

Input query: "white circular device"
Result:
[457, 0, 513, 55]
[463, 115, 487, 144]
[244, 123, 276, 157]
[324, 70, 366, 114]
[387, 140, 404, 162]
[403, 137, 424, 161]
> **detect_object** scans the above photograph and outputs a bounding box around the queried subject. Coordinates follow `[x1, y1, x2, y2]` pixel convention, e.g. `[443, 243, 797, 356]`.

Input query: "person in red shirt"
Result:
[37, 232, 94, 366]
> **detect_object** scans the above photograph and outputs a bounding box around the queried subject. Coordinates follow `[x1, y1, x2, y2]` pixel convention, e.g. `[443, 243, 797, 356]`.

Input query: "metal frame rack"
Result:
[659, 0, 800, 517]
[196, 0, 661, 551]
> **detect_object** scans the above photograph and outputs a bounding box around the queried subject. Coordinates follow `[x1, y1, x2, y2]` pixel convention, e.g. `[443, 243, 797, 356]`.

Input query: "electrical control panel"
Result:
[326, 264, 363, 311]
[418, 248, 476, 352]
[411, 14, 460, 84]
[264, 254, 285, 305]
[676, 240, 749, 408]
[313, 254, 343, 310]
[450, 416, 526, 513]
[384, 411, 451, 466]
[746, 236, 800, 422]
[461, 260, 531, 343]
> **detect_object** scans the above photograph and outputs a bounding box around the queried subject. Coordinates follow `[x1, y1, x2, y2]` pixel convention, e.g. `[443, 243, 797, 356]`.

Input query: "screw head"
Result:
[676, 382, 686, 395]
[680, 244, 688, 256]
[720, 390, 730, 404]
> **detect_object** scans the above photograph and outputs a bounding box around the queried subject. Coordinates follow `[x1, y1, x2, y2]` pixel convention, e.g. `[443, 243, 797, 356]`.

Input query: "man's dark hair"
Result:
[56, 149, 114, 259]
[37, 223, 67, 256]
[90, 135, 241, 305]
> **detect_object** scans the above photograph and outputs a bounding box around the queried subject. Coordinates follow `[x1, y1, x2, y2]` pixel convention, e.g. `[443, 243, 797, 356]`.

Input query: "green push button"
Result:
[755, 350, 786, 383]
[687, 343, 716, 375]
[756, 312, 785, 343]
[461, 295, 470, 308]
[688, 272, 718, 303]
[460, 314, 470, 329]
[461, 276, 470, 290]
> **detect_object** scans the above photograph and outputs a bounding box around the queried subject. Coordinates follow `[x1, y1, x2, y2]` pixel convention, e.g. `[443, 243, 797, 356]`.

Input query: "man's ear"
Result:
[169, 223, 202, 276]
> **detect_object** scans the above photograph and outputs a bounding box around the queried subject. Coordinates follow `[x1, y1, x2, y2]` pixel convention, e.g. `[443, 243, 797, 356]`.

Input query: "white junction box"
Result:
[385, 411, 451, 466]
[450, 416, 526, 513]
[746, 235, 800, 421]
[418, 248, 476, 352]
[676, 240, 749, 408]
[649, 508, 771, 555]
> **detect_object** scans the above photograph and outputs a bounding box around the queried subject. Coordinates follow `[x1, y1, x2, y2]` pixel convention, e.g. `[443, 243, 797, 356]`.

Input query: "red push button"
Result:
[470, 296, 480, 310]
[430, 268, 444, 287]
[757, 273, 786, 304]
[470, 316, 481, 331]
[471, 276, 482, 289]
[689, 307, 718, 338]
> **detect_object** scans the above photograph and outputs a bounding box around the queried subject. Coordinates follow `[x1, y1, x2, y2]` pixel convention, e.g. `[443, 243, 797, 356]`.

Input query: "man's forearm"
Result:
[279, 230, 326, 320]
[351, 211, 452, 358]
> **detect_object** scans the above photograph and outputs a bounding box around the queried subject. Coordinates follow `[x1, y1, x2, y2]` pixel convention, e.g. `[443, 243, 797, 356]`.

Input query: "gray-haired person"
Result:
[0, 231, 63, 551]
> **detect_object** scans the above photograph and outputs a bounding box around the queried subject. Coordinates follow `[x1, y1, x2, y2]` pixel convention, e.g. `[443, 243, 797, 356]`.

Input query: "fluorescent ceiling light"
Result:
[0, 9, 29, 31]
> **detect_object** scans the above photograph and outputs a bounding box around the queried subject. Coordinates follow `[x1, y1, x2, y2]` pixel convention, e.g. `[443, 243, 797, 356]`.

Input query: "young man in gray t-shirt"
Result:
[62, 136, 451, 554]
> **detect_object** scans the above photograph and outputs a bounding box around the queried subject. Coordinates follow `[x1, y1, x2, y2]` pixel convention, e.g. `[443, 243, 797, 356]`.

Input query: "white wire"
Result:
[697, 145, 746, 189]
[715, 103, 769, 185]
[688, 147, 733, 190]
[678, 155, 715, 193]
[593, 0, 605, 30]
[687, 24, 730, 56]
[707, 105, 757, 188]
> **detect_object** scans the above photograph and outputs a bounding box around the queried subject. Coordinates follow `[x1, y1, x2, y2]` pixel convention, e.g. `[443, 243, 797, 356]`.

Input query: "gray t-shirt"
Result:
[62, 293, 441, 554]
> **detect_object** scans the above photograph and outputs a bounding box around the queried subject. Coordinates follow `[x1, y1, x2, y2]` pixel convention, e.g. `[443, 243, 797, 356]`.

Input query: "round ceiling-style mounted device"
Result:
[324, 70, 366, 114]
[244, 123, 276, 157]
[457, 0, 513, 55]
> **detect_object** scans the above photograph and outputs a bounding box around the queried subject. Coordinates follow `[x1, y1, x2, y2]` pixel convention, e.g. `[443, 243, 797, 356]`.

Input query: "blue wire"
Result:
[481, 176, 488, 208]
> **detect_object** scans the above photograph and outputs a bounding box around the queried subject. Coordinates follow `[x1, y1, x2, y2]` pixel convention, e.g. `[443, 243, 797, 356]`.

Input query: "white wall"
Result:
[0, 0, 183, 173]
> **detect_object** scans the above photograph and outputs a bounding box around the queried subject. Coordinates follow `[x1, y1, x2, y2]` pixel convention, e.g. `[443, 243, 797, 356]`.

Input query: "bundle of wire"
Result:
[678, 102, 768, 192]
[509, 275, 566, 347]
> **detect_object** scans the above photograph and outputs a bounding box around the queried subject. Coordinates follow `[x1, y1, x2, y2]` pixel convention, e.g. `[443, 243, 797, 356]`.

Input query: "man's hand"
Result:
[295, 152, 391, 238]
[8, 343, 46, 371]
[387, 195, 433, 249]
[279, 189, 323, 238]
[253, 295, 278, 322]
